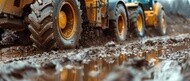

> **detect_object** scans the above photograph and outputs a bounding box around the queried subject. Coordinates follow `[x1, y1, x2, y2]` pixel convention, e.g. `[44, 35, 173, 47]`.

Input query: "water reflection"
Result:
[60, 68, 83, 81]
[59, 51, 161, 81]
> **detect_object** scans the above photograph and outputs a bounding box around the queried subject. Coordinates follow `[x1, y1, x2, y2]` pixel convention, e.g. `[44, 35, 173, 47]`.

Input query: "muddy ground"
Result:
[0, 1, 190, 81]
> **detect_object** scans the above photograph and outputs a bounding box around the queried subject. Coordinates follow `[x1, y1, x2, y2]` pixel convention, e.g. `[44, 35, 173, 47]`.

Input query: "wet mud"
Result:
[0, 33, 189, 81]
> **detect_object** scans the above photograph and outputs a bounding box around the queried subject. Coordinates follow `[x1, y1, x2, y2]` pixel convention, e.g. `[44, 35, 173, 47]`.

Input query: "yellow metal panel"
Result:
[1, 0, 33, 16]
[2, 0, 23, 16]
[0, 0, 4, 4]
[0, 0, 7, 13]
[85, 0, 97, 23]
[144, 3, 162, 27]
[101, 0, 107, 28]
[153, 3, 162, 17]
[85, 0, 107, 24]
[101, 0, 107, 14]
[145, 11, 155, 26]
[21, 0, 33, 8]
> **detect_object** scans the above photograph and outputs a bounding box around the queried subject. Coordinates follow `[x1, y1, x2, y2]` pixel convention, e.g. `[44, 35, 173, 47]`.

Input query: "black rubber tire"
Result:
[28, 0, 82, 50]
[157, 9, 167, 36]
[130, 6, 145, 38]
[109, 4, 128, 41]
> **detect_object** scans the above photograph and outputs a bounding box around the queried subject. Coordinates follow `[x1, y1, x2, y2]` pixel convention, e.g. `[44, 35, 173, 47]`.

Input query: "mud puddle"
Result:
[23, 54, 150, 81]
[30, 44, 189, 81]
[56, 52, 158, 81]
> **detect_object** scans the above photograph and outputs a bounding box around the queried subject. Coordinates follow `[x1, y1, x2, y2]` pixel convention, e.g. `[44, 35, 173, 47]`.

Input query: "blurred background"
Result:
[158, 0, 190, 18]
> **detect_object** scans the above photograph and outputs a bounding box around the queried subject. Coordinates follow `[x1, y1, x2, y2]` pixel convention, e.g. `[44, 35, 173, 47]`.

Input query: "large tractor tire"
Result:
[28, 0, 82, 50]
[109, 4, 128, 41]
[130, 6, 146, 38]
[157, 9, 167, 36]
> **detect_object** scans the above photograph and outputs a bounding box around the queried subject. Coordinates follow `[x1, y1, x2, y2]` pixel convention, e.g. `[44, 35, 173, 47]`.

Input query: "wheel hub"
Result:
[58, 2, 77, 40]
[59, 11, 67, 29]
[137, 14, 143, 33]
[118, 14, 125, 35]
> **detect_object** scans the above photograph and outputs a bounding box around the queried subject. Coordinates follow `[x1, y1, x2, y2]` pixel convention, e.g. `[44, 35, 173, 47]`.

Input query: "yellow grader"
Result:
[0, 0, 167, 50]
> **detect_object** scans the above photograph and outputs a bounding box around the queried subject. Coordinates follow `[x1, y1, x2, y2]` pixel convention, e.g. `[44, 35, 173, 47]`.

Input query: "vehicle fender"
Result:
[154, 2, 164, 17]
[108, 0, 128, 20]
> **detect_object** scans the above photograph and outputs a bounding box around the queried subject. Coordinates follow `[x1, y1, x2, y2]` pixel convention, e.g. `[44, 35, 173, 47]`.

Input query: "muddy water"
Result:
[40, 44, 190, 81]
[45, 50, 164, 81]
[59, 54, 128, 81]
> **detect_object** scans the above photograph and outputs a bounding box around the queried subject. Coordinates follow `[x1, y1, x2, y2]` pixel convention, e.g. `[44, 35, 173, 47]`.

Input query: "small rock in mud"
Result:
[105, 41, 116, 47]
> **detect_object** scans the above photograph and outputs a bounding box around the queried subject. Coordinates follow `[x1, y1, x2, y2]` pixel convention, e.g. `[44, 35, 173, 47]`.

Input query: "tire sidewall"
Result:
[135, 6, 145, 37]
[157, 10, 167, 36]
[115, 4, 127, 41]
[54, 0, 81, 49]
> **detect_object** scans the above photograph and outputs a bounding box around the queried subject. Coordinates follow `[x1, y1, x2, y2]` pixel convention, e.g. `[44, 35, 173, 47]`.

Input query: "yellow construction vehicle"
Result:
[126, 0, 167, 37]
[0, 0, 166, 50]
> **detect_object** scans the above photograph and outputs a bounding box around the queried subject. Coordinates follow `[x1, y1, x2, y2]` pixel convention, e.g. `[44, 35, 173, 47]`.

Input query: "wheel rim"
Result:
[137, 14, 143, 33]
[58, 2, 77, 40]
[118, 14, 125, 35]
[161, 15, 166, 34]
